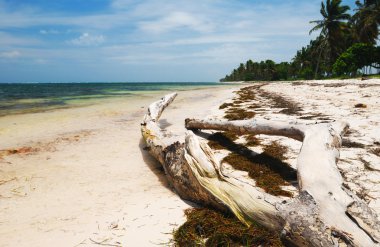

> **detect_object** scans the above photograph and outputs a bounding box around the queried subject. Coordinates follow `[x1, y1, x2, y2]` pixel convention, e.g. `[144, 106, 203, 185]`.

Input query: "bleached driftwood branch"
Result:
[186, 118, 380, 246]
[141, 93, 380, 246]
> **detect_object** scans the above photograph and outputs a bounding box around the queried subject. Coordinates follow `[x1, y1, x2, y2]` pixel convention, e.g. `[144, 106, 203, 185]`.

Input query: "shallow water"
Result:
[0, 82, 228, 116]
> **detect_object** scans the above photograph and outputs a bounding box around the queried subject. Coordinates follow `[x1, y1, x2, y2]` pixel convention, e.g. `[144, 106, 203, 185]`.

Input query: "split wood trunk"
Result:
[141, 93, 380, 246]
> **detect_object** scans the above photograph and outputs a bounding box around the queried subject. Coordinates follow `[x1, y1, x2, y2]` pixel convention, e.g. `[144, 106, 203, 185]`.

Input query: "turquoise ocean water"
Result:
[0, 82, 228, 116]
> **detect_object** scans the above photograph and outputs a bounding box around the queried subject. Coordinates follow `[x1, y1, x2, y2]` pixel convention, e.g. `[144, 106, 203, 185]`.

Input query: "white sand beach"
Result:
[1, 79, 380, 246]
[0, 85, 241, 247]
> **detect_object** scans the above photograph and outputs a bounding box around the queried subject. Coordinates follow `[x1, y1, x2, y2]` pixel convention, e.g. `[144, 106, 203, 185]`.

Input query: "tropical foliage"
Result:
[352, 0, 380, 44]
[220, 0, 380, 82]
[220, 60, 294, 82]
[309, 0, 351, 66]
[333, 43, 380, 75]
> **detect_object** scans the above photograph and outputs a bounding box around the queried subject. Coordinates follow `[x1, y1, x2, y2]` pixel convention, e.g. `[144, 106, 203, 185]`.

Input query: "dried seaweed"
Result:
[173, 208, 284, 247]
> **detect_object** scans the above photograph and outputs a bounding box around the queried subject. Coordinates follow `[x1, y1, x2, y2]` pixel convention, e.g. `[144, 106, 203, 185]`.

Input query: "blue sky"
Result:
[0, 0, 357, 82]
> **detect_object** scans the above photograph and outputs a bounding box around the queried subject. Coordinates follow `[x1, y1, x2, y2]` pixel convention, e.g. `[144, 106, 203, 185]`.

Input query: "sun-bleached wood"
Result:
[141, 93, 380, 246]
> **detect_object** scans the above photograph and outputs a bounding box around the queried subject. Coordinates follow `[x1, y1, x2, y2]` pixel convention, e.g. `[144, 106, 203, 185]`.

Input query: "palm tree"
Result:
[310, 0, 351, 70]
[352, 0, 380, 44]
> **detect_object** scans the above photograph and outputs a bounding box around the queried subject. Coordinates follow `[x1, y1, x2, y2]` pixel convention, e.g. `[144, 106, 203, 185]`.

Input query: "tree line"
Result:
[220, 0, 380, 82]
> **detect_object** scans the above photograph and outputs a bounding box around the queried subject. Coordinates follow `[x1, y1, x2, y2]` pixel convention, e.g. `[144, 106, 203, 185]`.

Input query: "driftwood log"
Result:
[141, 93, 380, 246]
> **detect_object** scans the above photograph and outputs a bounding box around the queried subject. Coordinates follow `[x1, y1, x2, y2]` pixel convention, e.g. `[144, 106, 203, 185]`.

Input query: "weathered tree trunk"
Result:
[141, 93, 380, 246]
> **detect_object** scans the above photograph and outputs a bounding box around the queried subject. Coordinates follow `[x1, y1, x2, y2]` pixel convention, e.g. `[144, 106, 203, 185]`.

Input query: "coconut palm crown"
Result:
[352, 0, 380, 44]
[310, 0, 351, 63]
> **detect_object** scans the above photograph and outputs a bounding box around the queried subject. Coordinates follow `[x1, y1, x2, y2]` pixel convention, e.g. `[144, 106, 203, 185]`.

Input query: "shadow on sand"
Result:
[138, 137, 199, 207]
[138, 137, 171, 189]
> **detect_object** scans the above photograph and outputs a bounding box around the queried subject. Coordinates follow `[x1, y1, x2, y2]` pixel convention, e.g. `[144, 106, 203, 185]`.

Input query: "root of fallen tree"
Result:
[141, 93, 380, 246]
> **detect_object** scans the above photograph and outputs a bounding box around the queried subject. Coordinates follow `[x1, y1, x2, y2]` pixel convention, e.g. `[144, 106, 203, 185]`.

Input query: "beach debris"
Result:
[108, 221, 118, 229]
[371, 148, 380, 157]
[0, 177, 17, 186]
[0, 147, 39, 158]
[141, 93, 380, 246]
[207, 131, 294, 197]
[224, 107, 255, 120]
[0, 130, 94, 160]
[342, 139, 366, 148]
[354, 103, 367, 108]
[219, 102, 234, 109]
[89, 238, 121, 247]
[173, 207, 283, 246]
[360, 157, 380, 172]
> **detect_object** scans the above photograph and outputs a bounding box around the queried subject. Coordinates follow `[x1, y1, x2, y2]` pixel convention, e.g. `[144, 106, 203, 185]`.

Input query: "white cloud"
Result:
[139, 11, 213, 33]
[111, 0, 139, 9]
[112, 43, 254, 64]
[39, 29, 60, 35]
[0, 4, 132, 30]
[156, 34, 263, 46]
[0, 50, 21, 58]
[0, 0, 330, 81]
[68, 33, 105, 46]
[0, 31, 41, 46]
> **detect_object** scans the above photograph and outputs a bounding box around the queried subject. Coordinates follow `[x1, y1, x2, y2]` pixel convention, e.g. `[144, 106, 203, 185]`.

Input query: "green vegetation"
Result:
[173, 208, 284, 247]
[220, 0, 380, 82]
[220, 60, 294, 82]
[333, 43, 380, 76]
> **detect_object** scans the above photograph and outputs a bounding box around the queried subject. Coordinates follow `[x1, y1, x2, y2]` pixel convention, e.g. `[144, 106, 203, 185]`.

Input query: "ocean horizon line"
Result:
[0, 81, 220, 84]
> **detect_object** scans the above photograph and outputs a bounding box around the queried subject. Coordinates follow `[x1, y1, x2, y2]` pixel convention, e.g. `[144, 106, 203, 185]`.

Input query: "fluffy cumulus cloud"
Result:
[0, 0, 358, 82]
[68, 33, 105, 46]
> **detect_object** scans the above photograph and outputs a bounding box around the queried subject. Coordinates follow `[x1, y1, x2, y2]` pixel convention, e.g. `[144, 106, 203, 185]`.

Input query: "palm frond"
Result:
[321, 1, 328, 18]
[309, 23, 325, 35]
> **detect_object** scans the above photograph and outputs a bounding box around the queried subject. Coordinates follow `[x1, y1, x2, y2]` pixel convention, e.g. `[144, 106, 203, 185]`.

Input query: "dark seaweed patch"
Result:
[224, 108, 255, 120]
[222, 141, 295, 197]
[173, 208, 284, 247]
[207, 131, 296, 197]
[342, 139, 366, 148]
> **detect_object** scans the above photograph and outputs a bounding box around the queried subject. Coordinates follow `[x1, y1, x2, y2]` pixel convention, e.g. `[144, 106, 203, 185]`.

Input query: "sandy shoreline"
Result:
[1, 79, 380, 246]
[0, 85, 242, 247]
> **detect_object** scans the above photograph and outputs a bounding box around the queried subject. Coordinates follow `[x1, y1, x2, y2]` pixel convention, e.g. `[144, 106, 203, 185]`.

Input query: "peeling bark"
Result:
[141, 93, 380, 246]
